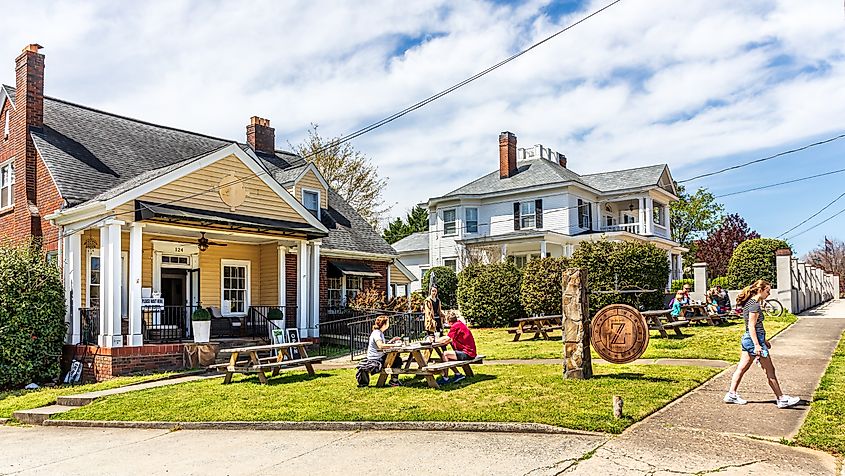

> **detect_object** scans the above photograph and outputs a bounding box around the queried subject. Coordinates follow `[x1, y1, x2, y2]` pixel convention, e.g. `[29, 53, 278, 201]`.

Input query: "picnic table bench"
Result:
[376, 341, 484, 389]
[209, 342, 326, 384]
[682, 304, 723, 326]
[507, 315, 563, 341]
[641, 309, 688, 338]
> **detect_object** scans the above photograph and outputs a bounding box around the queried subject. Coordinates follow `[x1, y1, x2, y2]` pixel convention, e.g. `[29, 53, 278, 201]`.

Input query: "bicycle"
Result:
[762, 299, 785, 318]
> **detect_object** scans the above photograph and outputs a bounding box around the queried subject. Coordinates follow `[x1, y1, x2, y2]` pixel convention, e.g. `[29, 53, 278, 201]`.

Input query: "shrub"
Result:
[266, 308, 284, 321]
[670, 279, 695, 292]
[191, 308, 211, 321]
[709, 276, 733, 289]
[0, 242, 67, 388]
[571, 240, 669, 313]
[457, 262, 524, 327]
[726, 238, 790, 288]
[349, 287, 386, 310]
[520, 257, 570, 316]
[422, 266, 458, 308]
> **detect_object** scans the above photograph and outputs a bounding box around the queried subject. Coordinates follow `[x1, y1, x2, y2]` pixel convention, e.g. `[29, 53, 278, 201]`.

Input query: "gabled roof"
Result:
[392, 231, 429, 253]
[321, 188, 396, 256]
[1, 84, 15, 107]
[435, 155, 675, 201]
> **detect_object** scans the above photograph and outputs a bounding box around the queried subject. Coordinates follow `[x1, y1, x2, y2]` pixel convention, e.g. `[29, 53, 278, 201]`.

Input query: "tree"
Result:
[726, 238, 790, 288]
[670, 185, 725, 276]
[293, 124, 388, 228]
[695, 214, 760, 278]
[383, 206, 429, 244]
[805, 237, 845, 297]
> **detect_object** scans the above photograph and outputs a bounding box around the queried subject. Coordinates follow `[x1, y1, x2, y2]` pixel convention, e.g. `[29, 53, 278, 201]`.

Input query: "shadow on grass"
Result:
[239, 372, 333, 386]
[370, 374, 497, 391]
[592, 372, 680, 384]
[510, 336, 562, 343]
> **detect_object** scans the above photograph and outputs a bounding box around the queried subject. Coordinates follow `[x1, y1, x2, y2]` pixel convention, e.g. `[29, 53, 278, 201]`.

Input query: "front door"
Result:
[161, 269, 187, 337]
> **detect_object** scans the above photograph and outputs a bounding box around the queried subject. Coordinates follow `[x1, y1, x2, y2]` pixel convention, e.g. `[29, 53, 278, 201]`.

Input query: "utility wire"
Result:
[785, 205, 845, 241]
[778, 192, 845, 238]
[43, 0, 625, 247]
[714, 167, 845, 199]
[679, 132, 845, 183]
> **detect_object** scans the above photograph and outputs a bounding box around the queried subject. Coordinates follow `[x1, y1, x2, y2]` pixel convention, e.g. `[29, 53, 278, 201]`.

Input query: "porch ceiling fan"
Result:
[197, 232, 227, 252]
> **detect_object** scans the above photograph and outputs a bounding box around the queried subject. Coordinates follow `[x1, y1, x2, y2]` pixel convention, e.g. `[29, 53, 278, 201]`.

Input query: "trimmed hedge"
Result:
[0, 243, 67, 388]
[670, 279, 695, 292]
[709, 276, 733, 289]
[422, 266, 458, 308]
[572, 241, 670, 313]
[457, 262, 524, 327]
[726, 238, 790, 288]
[520, 257, 570, 316]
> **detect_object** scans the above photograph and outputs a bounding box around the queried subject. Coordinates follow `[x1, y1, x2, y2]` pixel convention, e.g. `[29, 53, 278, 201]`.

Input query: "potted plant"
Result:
[267, 308, 285, 339]
[192, 308, 212, 343]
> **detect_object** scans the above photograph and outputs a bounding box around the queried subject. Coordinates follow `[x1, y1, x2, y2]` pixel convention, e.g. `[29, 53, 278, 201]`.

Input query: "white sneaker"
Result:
[777, 395, 800, 408]
[724, 392, 747, 405]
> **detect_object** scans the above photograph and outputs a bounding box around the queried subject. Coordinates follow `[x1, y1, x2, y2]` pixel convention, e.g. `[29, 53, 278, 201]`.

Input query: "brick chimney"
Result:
[13, 44, 45, 237]
[499, 131, 517, 179]
[246, 116, 275, 154]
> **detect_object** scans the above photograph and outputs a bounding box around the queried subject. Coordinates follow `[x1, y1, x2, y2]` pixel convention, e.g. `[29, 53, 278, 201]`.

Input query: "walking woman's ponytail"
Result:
[736, 279, 771, 307]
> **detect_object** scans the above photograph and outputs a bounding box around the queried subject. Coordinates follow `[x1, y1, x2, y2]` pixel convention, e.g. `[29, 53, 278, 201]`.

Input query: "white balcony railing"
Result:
[600, 223, 642, 234]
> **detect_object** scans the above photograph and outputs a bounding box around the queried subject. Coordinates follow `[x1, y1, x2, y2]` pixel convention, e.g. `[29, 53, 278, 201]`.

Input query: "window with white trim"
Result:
[302, 190, 320, 218]
[0, 161, 14, 209]
[345, 276, 363, 303]
[443, 258, 457, 272]
[577, 199, 592, 229]
[465, 207, 478, 233]
[221, 260, 250, 315]
[520, 200, 535, 229]
[513, 254, 540, 269]
[88, 255, 101, 308]
[327, 277, 342, 309]
[443, 209, 456, 236]
[86, 250, 128, 315]
[653, 203, 666, 226]
[3, 111, 9, 140]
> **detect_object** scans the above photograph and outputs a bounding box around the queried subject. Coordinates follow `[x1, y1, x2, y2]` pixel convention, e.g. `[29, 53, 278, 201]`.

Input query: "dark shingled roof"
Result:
[4, 85, 393, 256]
[438, 157, 673, 199]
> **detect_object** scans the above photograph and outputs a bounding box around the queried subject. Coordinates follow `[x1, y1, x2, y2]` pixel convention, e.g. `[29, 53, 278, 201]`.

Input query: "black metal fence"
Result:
[142, 305, 199, 342]
[317, 311, 426, 359]
[80, 308, 99, 345]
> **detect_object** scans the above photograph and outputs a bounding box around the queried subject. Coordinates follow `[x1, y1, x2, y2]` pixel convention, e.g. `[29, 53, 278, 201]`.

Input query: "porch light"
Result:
[628, 204, 634, 212]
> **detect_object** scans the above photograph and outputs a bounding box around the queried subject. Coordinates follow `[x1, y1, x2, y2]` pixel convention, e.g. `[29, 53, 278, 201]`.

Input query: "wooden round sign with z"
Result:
[590, 304, 650, 364]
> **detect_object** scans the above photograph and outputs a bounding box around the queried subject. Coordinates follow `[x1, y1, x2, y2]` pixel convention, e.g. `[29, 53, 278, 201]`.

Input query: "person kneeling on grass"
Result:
[435, 314, 477, 385]
[357, 316, 403, 387]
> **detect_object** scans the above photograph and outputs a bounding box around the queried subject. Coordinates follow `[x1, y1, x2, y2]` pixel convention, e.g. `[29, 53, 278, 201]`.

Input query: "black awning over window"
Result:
[135, 200, 327, 239]
[327, 261, 382, 278]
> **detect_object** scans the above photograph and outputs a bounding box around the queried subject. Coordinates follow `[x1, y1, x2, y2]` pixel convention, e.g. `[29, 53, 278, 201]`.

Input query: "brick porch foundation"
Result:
[62, 344, 188, 382]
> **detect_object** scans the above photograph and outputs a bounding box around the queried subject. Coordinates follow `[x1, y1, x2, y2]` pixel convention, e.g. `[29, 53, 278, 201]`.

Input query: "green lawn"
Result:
[56, 364, 717, 434]
[473, 313, 797, 362]
[795, 331, 845, 456]
[0, 373, 174, 419]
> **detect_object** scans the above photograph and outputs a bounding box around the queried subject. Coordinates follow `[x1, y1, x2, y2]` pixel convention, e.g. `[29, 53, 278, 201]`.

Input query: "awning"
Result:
[135, 200, 328, 239]
[328, 261, 382, 278]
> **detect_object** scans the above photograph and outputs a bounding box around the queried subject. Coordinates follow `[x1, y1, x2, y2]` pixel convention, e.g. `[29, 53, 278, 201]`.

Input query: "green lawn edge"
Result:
[795, 330, 845, 456]
[55, 364, 718, 434]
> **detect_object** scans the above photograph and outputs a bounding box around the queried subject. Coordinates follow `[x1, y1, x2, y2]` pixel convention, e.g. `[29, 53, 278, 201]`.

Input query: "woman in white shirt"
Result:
[367, 316, 403, 386]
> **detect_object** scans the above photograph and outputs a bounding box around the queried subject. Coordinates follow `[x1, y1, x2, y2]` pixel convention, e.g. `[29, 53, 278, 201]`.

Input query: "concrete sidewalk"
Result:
[571, 300, 845, 475]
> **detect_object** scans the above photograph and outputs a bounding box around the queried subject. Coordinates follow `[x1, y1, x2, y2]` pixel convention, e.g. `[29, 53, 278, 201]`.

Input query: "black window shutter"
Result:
[577, 199, 584, 228]
[588, 203, 593, 231]
[535, 199, 543, 229]
[513, 202, 521, 230]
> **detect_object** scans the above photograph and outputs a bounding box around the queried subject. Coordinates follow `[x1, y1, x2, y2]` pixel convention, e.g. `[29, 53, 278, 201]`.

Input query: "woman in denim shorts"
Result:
[724, 279, 799, 408]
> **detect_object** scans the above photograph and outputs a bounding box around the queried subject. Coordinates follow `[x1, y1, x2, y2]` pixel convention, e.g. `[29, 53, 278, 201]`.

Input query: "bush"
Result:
[709, 276, 733, 289]
[266, 308, 284, 321]
[0, 242, 67, 388]
[572, 241, 669, 313]
[520, 257, 570, 316]
[670, 279, 695, 292]
[422, 266, 458, 308]
[457, 262, 524, 327]
[726, 238, 790, 288]
[192, 308, 211, 321]
[349, 287, 386, 310]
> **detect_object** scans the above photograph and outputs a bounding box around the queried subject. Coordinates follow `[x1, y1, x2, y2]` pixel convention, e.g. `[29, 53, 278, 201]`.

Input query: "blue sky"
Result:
[2, 0, 843, 255]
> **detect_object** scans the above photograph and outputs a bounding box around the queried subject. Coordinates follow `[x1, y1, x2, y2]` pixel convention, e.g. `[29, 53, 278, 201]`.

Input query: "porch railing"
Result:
[79, 308, 99, 345]
[247, 306, 297, 340]
[601, 222, 642, 234]
[142, 305, 200, 342]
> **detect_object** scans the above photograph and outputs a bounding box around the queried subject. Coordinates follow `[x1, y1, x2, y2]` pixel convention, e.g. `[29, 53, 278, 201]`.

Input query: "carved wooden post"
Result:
[562, 268, 592, 379]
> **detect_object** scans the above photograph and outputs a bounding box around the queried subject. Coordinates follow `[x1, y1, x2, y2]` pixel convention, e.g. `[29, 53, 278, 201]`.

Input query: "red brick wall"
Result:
[63, 344, 186, 382]
[285, 253, 298, 328]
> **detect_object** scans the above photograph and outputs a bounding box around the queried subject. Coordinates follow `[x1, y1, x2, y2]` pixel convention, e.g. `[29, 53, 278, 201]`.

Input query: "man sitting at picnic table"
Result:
[435, 314, 477, 385]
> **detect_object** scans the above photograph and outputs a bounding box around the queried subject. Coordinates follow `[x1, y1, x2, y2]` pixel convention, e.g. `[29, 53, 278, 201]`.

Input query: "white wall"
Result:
[398, 252, 429, 293]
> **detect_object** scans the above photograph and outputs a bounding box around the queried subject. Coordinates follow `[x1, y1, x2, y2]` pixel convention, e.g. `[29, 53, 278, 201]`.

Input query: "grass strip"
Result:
[795, 330, 845, 456]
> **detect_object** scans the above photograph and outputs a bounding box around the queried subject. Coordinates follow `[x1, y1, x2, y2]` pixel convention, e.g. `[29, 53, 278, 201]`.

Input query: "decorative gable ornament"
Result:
[218, 174, 247, 211]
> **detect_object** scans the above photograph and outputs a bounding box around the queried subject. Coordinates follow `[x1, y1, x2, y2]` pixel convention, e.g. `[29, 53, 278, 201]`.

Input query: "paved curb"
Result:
[42, 419, 608, 436]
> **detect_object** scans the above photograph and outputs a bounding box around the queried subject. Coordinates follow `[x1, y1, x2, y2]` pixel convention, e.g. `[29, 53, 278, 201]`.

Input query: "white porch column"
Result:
[128, 223, 144, 347]
[644, 197, 654, 235]
[500, 244, 507, 262]
[310, 241, 321, 338]
[540, 240, 547, 258]
[386, 264, 393, 299]
[278, 245, 287, 309]
[64, 231, 82, 344]
[99, 219, 124, 348]
[666, 250, 673, 288]
[297, 241, 309, 336]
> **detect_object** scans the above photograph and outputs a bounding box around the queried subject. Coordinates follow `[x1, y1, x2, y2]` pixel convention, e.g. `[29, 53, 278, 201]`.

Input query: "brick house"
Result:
[0, 45, 413, 378]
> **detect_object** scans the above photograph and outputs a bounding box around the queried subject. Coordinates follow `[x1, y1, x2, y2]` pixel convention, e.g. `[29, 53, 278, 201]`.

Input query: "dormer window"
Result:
[302, 189, 320, 219]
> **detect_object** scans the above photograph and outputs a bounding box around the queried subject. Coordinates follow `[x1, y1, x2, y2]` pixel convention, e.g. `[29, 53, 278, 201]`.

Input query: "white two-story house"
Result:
[393, 131, 686, 288]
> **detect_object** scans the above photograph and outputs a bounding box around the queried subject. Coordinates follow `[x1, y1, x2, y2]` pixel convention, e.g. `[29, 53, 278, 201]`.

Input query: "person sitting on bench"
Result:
[435, 314, 477, 384]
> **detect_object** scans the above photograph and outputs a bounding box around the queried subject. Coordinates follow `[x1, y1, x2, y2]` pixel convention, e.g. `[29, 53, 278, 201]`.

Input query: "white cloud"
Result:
[2, 0, 843, 229]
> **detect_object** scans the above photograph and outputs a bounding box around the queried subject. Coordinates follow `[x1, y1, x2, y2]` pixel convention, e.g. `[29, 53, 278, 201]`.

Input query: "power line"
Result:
[785, 205, 845, 241]
[778, 192, 845, 238]
[714, 166, 845, 199]
[43, 0, 625, 247]
[679, 132, 845, 183]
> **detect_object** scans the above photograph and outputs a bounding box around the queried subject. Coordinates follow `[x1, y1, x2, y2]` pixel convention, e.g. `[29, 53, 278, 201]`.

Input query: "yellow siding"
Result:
[390, 263, 411, 285]
[197, 242, 261, 307]
[259, 244, 279, 305]
[136, 153, 309, 224]
[294, 169, 328, 209]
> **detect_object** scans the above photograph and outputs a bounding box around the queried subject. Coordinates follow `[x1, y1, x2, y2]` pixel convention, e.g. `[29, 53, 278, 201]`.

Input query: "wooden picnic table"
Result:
[209, 342, 326, 385]
[375, 341, 484, 389]
[507, 315, 563, 341]
[681, 304, 722, 326]
[641, 309, 687, 338]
